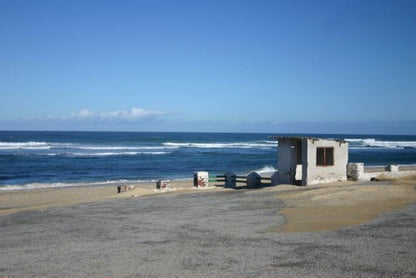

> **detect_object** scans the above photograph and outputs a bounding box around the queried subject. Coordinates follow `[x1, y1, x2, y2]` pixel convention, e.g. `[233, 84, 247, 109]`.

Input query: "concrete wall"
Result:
[347, 163, 416, 181]
[303, 139, 348, 185]
[277, 139, 301, 184]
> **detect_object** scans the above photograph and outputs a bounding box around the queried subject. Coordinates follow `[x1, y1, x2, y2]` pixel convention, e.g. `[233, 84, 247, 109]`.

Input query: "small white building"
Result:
[270, 136, 349, 186]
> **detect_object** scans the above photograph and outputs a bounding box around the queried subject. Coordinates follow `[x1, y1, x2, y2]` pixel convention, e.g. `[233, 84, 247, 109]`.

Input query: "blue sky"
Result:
[0, 0, 415, 134]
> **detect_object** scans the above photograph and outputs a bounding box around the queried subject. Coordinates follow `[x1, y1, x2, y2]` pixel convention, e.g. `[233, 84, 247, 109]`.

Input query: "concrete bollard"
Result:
[246, 172, 261, 188]
[271, 171, 279, 186]
[224, 172, 236, 188]
[194, 171, 209, 188]
[156, 180, 171, 189]
[117, 185, 135, 193]
[385, 165, 399, 172]
[347, 163, 364, 181]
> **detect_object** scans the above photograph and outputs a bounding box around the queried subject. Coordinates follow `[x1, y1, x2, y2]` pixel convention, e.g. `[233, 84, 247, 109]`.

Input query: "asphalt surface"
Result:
[1, 188, 416, 278]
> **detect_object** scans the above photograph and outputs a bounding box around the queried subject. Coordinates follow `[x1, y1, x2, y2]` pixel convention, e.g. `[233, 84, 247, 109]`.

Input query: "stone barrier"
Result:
[347, 163, 364, 181]
[385, 165, 399, 172]
[117, 185, 135, 193]
[348, 163, 416, 181]
[246, 172, 261, 188]
[271, 171, 279, 186]
[156, 180, 171, 189]
[224, 172, 237, 188]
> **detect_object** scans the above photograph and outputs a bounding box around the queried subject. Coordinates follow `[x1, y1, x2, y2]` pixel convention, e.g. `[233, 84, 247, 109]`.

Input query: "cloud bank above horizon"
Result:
[0, 107, 168, 131]
[0, 106, 415, 134]
[69, 108, 165, 121]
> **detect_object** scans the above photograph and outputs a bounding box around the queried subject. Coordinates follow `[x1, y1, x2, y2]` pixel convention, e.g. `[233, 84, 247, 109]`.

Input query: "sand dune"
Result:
[276, 175, 416, 232]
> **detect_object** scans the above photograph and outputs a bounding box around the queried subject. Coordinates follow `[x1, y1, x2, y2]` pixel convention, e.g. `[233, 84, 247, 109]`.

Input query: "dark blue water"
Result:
[1, 131, 415, 190]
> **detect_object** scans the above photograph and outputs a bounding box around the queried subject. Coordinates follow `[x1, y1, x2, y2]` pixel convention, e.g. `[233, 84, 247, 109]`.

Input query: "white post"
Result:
[194, 171, 209, 187]
[156, 180, 171, 189]
[117, 185, 135, 193]
[385, 165, 399, 172]
[347, 163, 364, 181]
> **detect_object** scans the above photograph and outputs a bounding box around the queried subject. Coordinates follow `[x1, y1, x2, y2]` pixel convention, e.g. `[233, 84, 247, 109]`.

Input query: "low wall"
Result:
[347, 163, 416, 181]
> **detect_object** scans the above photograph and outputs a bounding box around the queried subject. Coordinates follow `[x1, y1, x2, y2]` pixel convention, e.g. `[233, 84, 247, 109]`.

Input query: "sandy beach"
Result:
[0, 180, 202, 216]
[1, 176, 416, 277]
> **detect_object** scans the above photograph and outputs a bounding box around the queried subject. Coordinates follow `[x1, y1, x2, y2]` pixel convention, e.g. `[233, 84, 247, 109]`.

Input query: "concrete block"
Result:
[117, 185, 135, 193]
[194, 171, 209, 187]
[271, 171, 279, 185]
[385, 165, 399, 172]
[224, 172, 236, 188]
[156, 180, 171, 189]
[347, 163, 364, 181]
[246, 172, 261, 188]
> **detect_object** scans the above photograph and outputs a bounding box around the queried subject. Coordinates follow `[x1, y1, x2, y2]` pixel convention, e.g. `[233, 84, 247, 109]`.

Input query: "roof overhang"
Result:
[269, 136, 347, 144]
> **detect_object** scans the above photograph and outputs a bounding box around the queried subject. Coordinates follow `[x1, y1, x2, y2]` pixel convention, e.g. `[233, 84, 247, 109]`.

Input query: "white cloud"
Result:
[72, 109, 94, 119]
[70, 108, 165, 121]
[101, 108, 164, 120]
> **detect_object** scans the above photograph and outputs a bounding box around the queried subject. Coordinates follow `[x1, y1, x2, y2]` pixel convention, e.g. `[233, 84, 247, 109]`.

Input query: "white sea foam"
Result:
[162, 141, 276, 149]
[253, 165, 277, 174]
[42, 151, 170, 157]
[0, 141, 52, 150]
[0, 182, 71, 191]
[75, 145, 178, 151]
[0, 179, 154, 191]
[0, 140, 276, 152]
[346, 138, 416, 149]
[344, 139, 363, 142]
[0, 141, 179, 151]
[70, 151, 170, 156]
[0, 140, 178, 156]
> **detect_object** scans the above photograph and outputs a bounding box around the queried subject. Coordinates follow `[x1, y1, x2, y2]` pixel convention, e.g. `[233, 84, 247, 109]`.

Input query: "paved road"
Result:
[1, 189, 415, 277]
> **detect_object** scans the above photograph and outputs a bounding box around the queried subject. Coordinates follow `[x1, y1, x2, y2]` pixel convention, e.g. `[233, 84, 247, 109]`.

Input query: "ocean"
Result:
[1, 131, 416, 190]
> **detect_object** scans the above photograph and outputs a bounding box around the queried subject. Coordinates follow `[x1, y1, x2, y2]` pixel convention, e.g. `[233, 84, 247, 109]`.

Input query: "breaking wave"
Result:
[0, 141, 52, 150]
[0, 141, 178, 151]
[75, 145, 178, 150]
[253, 165, 277, 174]
[0, 140, 276, 152]
[163, 141, 276, 149]
[0, 179, 153, 191]
[346, 138, 416, 149]
[69, 151, 170, 156]
[0, 141, 177, 157]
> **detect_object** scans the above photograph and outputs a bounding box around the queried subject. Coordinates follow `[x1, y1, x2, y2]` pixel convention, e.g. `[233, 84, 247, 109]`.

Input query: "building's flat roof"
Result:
[269, 136, 347, 143]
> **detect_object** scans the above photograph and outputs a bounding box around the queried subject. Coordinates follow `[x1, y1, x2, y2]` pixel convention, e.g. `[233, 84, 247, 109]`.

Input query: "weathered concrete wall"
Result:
[347, 163, 416, 181]
[276, 139, 295, 184]
[303, 139, 348, 185]
[277, 139, 302, 184]
[194, 171, 209, 187]
[347, 163, 364, 180]
[276, 137, 348, 186]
